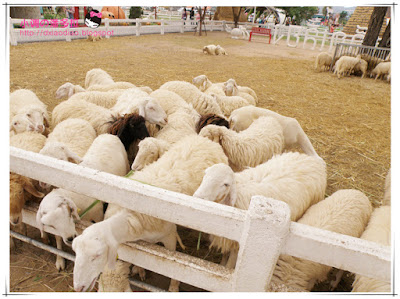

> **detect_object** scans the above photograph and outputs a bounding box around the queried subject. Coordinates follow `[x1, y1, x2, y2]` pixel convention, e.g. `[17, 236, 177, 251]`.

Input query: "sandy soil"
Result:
[9, 31, 390, 293]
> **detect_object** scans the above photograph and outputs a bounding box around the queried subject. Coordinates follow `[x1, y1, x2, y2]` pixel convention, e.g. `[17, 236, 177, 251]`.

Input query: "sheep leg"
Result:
[161, 233, 180, 292]
[131, 266, 146, 281]
[225, 248, 238, 269]
[55, 235, 65, 271]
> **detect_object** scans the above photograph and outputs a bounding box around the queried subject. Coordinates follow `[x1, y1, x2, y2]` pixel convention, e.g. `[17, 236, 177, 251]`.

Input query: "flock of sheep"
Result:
[315, 51, 391, 81]
[10, 68, 390, 292]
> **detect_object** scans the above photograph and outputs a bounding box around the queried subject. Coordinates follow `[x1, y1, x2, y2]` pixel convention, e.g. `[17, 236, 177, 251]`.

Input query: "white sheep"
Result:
[10, 113, 37, 136]
[98, 261, 132, 292]
[222, 78, 258, 105]
[192, 74, 227, 98]
[215, 45, 228, 55]
[36, 134, 129, 270]
[229, 106, 321, 158]
[72, 135, 229, 292]
[55, 82, 86, 99]
[352, 59, 368, 78]
[149, 89, 197, 116]
[86, 82, 137, 92]
[51, 99, 116, 135]
[203, 44, 217, 55]
[351, 206, 391, 292]
[85, 68, 115, 88]
[333, 55, 361, 79]
[160, 81, 223, 115]
[38, 119, 97, 188]
[315, 52, 333, 71]
[230, 26, 249, 39]
[67, 90, 126, 108]
[10, 89, 49, 134]
[370, 61, 391, 80]
[211, 93, 251, 117]
[193, 152, 327, 269]
[131, 108, 199, 170]
[200, 116, 284, 171]
[270, 189, 372, 291]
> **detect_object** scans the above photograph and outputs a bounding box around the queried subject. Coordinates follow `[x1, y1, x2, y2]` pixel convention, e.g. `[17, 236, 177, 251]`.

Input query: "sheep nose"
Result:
[37, 125, 44, 132]
[164, 118, 168, 124]
[67, 236, 74, 243]
[29, 125, 35, 131]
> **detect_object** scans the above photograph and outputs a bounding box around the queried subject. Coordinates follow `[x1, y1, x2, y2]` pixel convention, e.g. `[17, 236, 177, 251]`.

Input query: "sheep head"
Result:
[10, 173, 44, 225]
[131, 137, 165, 171]
[17, 105, 49, 134]
[72, 218, 121, 292]
[109, 113, 150, 151]
[55, 82, 75, 99]
[10, 114, 36, 135]
[199, 124, 225, 144]
[223, 79, 238, 96]
[192, 75, 212, 92]
[193, 163, 237, 207]
[140, 98, 168, 126]
[197, 114, 229, 133]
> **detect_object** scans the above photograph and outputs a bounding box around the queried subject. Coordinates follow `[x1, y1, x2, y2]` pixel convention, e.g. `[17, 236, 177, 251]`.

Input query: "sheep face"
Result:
[193, 163, 237, 206]
[223, 79, 238, 96]
[10, 114, 35, 134]
[55, 82, 75, 99]
[199, 125, 223, 144]
[36, 192, 80, 246]
[20, 107, 49, 133]
[131, 138, 159, 171]
[142, 99, 168, 126]
[10, 174, 44, 225]
[192, 75, 210, 91]
[72, 226, 117, 292]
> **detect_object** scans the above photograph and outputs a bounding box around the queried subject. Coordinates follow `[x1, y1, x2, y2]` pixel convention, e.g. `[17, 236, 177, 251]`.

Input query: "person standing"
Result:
[66, 6, 74, 19]
[182, 8, 187, 20]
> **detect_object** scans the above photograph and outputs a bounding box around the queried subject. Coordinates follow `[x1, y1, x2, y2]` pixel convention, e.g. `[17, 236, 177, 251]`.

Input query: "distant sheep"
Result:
[271, 189, 372, 291]
[203, 44, 217, 55]
[229, 106, 321, 158]
[334, 55, 361, 79]
[193, 152, 327, 269]
[352, 59, 368, 78]
[215, 45, 228, 55]
[160, 81, 223, 116]
[370, 62, 391, 80]
[315, 52, 333, 71]
[55, 82, 86, 99]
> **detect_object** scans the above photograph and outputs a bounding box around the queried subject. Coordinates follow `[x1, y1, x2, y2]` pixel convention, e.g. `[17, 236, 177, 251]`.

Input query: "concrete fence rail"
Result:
[9, 146, 391, 292]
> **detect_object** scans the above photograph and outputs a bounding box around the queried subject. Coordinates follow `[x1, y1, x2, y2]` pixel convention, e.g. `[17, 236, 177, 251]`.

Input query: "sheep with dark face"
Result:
[196, 114, 229, 133]
[108, 113, 150, 151]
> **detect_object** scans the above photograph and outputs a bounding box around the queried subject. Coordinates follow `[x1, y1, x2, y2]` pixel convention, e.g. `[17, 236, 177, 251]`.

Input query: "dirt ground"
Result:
[9, 31, 391, 292]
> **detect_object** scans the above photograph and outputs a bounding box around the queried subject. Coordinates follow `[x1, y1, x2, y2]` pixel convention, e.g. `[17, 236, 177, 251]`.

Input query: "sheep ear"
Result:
[62, 197, 80, 222]
[36, 209, 45, 238]
[22, 178, 45, 198]
[65, 148, 83, 164]
[67, 86, 74, 98]
[43, 113, 50, 128]
[202, 80, 207, 91]
[138, 105, 146, 118]
[221, 183, 237, 207]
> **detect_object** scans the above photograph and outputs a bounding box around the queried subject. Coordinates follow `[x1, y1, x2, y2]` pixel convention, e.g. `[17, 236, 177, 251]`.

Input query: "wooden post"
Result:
[231, 196, 291, 291]
[161, 19, 164, 35]
[105, 18, 110, 39]
[181, 20, 184, 33]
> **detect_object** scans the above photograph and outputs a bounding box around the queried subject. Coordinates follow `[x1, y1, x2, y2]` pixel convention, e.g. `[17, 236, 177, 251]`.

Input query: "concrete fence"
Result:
[10, 146, 391, 292]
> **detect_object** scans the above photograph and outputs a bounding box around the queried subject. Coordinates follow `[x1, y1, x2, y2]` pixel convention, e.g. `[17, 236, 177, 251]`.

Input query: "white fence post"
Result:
[210, 20, 213, 32]
[136, 18, 140, 36]
[231, 196, 291, 291]
[180, 20, 184, 33]
[105, 18, 110, 39]
[320, 30, 328, 51]
[222, 20, 226, 31]
[10, 18, 17, 46]
[161, 19, 164, 35]
[65, 26, 71, 42]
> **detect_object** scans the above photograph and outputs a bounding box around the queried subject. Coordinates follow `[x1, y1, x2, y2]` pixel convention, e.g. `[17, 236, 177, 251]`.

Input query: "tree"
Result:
[10, 6, 41, 19]
[362, 7, 388, 47]
[129, 7, 143, 19]
[196, 6, 208, 36]
[232, 7, 243, 28]
[378, 20, 390, 48]
[339, 11, 348, 24]
[276, 7, 318, 24]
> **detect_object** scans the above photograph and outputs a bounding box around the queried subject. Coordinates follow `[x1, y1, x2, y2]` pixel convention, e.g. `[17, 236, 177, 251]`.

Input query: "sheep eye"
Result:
[45, 224, 56, 229]
[224, 183, 229, 187]
[27, 114, 31, 117]
[14, 122, 18, 126]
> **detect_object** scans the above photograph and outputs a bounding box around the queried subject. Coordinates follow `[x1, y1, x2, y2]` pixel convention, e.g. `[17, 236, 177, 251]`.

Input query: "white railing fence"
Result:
[10, 146, 391, 292]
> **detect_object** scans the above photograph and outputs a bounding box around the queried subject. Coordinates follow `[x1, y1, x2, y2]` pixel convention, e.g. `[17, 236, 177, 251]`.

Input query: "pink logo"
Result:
[90, 11, 102, 18]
